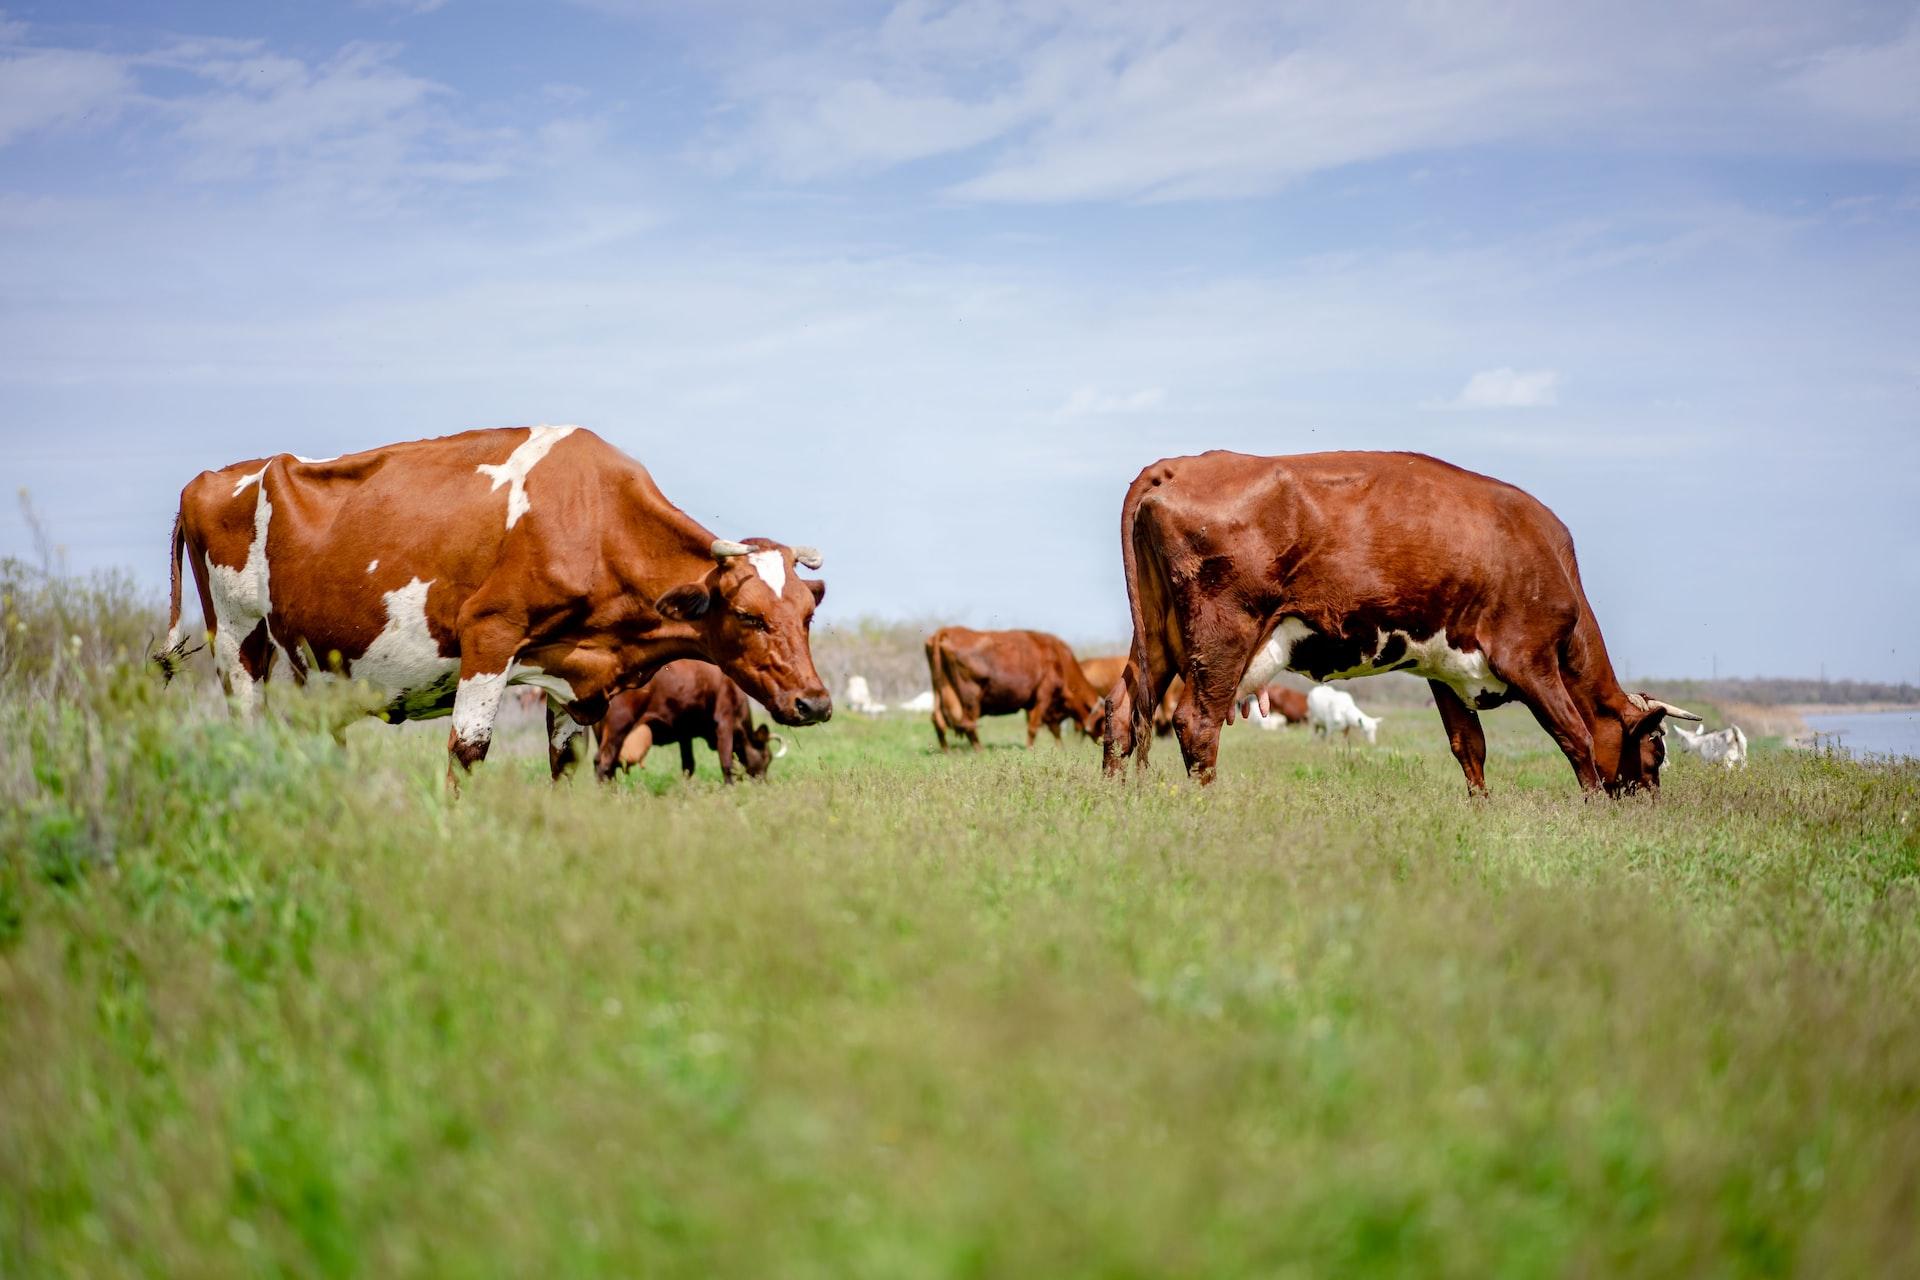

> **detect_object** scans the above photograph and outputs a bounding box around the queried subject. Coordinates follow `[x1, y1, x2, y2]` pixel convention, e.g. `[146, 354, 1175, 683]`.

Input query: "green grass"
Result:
[4, 666, 1919, 1278]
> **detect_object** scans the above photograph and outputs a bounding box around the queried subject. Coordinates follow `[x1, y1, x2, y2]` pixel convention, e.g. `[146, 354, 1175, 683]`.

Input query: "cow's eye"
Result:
[735, 611, 770, 632]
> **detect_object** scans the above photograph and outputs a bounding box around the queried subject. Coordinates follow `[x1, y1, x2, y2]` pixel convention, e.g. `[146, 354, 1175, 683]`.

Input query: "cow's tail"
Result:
[151, 509, 201, 684]
[1108, 464, 1175, 773]
[928, 633, 967, 729]
[925, 634, 950, 733]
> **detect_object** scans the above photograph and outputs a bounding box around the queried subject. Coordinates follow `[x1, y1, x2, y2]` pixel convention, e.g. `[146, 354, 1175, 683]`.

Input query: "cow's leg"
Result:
[619, 723, 654, 772]
[1025, 701, 1047, 749]
[444, 620, 524, 784]
[715, 722, 737, 784]
[1429, 680, 1489, 795]
[1170, 609, 1262, 785]
[678, 738, 697, 778]
[546, 699, 587, 781]
[214, 617, 274, 717]
[594, 724, 622, 781]
[1511, 666, 1601, 793]
[1047, 716, 1064, 744]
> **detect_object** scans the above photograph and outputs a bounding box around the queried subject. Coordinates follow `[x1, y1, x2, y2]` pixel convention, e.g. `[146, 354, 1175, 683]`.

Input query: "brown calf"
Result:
[594, 659, 783, 784]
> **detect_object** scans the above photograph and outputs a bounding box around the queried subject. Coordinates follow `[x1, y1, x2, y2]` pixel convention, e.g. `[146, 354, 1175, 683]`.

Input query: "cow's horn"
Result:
[791, 546, 823, 569]
[1631, 692, 1704, 722]
[769, 733, 789, 759]
[711, 539, 753, 559]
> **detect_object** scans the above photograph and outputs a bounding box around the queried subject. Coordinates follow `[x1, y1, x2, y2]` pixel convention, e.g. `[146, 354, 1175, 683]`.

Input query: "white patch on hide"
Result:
[1302, 627, 1510, 705]
[207, 472, 275, 715]
[452, 669, 510, 746]
[507, 667, 575, 702]
[551, 713, 582, 752]
[1236, 618, 1312, 699]
[747, 548, 786, 595]
[366, 559, 378, 573]
[232, 466, 268, 498]
[475, 424, 578, 530]
[350, 578, 457, 696]
[1392, 630, 1508, 703]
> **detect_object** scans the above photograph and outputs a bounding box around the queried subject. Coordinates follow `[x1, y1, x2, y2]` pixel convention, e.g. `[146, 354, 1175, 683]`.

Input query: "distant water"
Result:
[1801, 709, 1920, 761]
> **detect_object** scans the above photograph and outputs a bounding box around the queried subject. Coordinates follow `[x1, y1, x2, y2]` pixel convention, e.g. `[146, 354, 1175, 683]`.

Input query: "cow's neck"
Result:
[606, 486, 718, 604]
[596, 488, 724, 669]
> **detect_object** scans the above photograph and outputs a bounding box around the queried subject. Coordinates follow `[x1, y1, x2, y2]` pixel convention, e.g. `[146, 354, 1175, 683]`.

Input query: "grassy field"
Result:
[5, 656, 1920, 1277]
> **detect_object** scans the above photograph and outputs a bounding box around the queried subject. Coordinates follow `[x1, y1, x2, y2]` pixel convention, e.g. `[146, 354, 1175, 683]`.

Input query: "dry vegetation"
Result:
[4, 569, 1920, 1276]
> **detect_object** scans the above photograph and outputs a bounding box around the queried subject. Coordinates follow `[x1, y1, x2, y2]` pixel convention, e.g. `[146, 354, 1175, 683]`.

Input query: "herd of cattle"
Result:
[158, 424, 1746, 798]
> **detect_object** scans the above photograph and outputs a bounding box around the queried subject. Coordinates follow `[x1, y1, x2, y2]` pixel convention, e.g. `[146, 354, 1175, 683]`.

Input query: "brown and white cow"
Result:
[925, 626, 1106, 751]
[160, 425, 830, 782]
[1103, 450, 1699, 794]
[594, 659, 784, 785]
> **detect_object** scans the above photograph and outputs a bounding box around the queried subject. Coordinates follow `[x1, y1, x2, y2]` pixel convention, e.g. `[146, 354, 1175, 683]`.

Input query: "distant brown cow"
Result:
[1078, 654, 1127, 699]
[1259, 686, 1310, 725]
[594, 659, 783, 784]
[926, 627, 1105, 751]
[160, 425, 830, 785]
[1104, 450, 1699, 794]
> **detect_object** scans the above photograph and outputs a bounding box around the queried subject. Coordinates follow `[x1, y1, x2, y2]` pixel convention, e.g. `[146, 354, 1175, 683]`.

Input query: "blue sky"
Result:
[3, 0, 1917, 681]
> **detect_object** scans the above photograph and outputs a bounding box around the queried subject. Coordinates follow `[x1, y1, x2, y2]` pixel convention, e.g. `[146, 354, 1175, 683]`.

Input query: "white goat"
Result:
[1669, 723, 1748, 769]
[844, 674, 888, 715]
[1307, 685, 1380, 745]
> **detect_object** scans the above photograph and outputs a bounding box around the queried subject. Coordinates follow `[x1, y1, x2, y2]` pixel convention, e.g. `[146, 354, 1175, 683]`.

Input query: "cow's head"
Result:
[736, 722, 787, 779]
[656, 539, 831, 726]
[1605, 693, 1701, 794]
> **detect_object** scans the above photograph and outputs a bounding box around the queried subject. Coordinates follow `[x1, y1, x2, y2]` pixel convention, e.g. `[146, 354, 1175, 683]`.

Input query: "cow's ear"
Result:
[657, 583, 714, 621]
[805, 578, 826, 605]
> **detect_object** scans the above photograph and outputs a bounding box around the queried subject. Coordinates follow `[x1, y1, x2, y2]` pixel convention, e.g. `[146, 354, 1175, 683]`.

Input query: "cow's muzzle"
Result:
[778, 690, 833, 726]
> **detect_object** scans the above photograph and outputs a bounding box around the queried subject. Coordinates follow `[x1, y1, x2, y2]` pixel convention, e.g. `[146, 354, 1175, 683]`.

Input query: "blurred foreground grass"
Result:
[4, 655, 1919, 1278]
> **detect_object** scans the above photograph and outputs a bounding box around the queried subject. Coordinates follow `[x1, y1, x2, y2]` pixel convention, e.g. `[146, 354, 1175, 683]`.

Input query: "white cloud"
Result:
[1429, 368, 1560, 411]
[703, 0, 1920, 201]
[1055, 385, 1166, 417]
[0, 48, 136, 145]
[0, 25, 590, 202]
[1784, 15, 1920, 151]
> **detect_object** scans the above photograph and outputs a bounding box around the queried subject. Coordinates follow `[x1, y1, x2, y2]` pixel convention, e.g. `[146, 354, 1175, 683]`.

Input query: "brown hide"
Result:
[1102, 450, 1692, 794]
[1078, 655, 1127, 699]
[1262, 686, 1310, 724]
[926, 626, 1105, 751]
[594, 660, 775, 784]
[166, 426, 829, 781]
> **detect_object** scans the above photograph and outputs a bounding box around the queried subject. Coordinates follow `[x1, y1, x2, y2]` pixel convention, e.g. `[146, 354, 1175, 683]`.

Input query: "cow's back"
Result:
[248, 427, 626, 667]
[1139, 450, 1585, 640]
[937, 627, 1048, 710]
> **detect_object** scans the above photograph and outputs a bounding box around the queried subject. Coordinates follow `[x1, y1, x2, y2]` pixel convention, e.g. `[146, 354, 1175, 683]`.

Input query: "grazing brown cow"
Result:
[1103, 450, 1699, 794]
[926, 626, 1105, 751]
[594, 659, 784, 784]
[160, 425, 831, 783]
